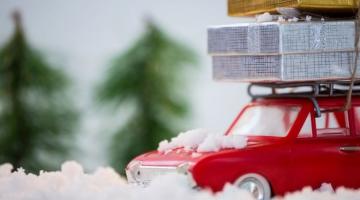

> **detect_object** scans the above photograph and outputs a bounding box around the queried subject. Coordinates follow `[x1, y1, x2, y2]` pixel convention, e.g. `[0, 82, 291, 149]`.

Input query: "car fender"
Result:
[191, 143, 291, 194]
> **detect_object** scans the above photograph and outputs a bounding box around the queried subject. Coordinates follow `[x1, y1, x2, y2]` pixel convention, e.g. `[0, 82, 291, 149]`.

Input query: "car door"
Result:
[289, 109, 357, 191]
[338, 105, 360, 189]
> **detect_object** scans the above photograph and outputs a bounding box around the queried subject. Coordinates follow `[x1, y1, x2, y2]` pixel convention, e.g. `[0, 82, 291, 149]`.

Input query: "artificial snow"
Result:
[277, 16, 286, 22]
[0, 163, 12, 177]
[288, 17, 299, 22]
[1, 161, 360, 200]
[197, 134, 248, 153]
[158, 129, 248, 153]
[158, 129, 209, 152]
[318, 183, 335, 193]
[256, 12, 273, 23]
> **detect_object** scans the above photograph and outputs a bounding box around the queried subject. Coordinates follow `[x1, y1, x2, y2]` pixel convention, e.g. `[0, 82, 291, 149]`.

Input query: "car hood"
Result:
[131, 149, 210, 167]
[129, 137, 280, 168]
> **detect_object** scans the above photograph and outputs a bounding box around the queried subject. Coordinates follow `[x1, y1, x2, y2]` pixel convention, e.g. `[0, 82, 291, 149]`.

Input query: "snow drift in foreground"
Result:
[1, 161, 360, 200]
[158, 129, 248, 153]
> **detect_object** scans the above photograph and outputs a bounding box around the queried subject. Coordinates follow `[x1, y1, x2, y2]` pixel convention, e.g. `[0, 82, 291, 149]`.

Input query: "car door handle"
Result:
[339, 146, 360, 152]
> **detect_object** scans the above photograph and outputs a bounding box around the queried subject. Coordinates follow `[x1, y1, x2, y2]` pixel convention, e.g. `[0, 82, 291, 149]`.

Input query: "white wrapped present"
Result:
[213, 52, 360, 82]
[208, 21, 360, 82]
[208, 23, 280, 54]
[208, 21, 355, 54]
[213, 55, 281, 81]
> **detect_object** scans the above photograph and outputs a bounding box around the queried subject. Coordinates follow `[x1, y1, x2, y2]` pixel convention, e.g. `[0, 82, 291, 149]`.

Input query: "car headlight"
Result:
[126, 161, 140, 183]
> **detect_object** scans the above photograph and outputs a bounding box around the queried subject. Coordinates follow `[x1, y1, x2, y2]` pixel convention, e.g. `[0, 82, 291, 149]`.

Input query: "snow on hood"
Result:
[157, 129, 248, 153]
[0, 161, 359, 200]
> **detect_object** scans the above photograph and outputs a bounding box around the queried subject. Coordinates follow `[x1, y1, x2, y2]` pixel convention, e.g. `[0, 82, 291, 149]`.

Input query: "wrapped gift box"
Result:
[209, 21, 360, 82]
[208, 23, 280, 54]
[208, 21, 355, 54]
[228, 0, 359, 16]
[213, 55, 281, 82]
[281, 21, 355, 53]
[213, 52, 360, 82]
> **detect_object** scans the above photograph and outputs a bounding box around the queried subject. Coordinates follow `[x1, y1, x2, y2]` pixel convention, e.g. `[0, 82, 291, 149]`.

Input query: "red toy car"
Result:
[126, 82, 360, 200]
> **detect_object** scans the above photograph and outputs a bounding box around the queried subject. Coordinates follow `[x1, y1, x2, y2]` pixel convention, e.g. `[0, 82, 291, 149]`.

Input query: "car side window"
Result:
[354, 107, 360, 135]
[315, 111, 349, 137]
[298, 114, 313, 138]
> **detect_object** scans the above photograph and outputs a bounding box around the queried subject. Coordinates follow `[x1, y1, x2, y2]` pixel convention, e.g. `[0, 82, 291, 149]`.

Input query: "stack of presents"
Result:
[208, 0, 360, 82]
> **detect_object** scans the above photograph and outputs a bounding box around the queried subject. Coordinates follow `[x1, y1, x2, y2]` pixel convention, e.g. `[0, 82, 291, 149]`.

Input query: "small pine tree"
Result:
[97, 20, 197, 173]
[0, 11, 78, 172]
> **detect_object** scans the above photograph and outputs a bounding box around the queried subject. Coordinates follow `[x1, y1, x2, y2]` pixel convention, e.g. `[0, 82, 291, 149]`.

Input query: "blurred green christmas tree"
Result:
[97, 20, 197, 173]
[0, 11, 78, 172]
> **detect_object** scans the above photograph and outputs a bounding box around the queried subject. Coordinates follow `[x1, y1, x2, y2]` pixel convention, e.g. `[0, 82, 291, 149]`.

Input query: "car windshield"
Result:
[229, 104, 301, 137]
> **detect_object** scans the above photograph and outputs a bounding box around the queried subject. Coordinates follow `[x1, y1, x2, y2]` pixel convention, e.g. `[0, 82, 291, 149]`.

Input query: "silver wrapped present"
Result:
[213, 52, 360, 82]
[282, 52, 360, 81]
[208, 21, 359, 82]
[208, 21, 355, 54]
[213, 55, 281, 81]
[208, 23, 280, 54]
[280, 21, 355, 53]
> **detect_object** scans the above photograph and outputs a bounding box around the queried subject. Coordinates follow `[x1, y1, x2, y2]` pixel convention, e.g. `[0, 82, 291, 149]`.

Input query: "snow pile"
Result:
[277, 185, 360, 200]
[158, 129, 209, 152]
[0, 163, 12, 177]
[278, 16, 286, 22]
[256, 12, 273, 22]
[287, 17, 299, 22]
[0, 161, 255, 200]
[133, 173, 255, 200]
[1, 161, 360, 200]
[158, 129, 248, 153]
[197, 134, 248, 153]
[0, 161, 128, 200]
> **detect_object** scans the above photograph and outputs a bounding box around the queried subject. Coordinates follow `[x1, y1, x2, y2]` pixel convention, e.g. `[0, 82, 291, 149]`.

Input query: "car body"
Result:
[126, 96, 360, 198]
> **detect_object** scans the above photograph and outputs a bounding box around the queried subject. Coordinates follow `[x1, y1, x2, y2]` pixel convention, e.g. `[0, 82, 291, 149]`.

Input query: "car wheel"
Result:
[235, 173, 271, 200]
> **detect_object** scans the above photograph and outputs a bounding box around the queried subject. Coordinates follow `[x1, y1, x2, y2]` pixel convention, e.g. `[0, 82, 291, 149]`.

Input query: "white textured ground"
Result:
[0, 161, 360, 200]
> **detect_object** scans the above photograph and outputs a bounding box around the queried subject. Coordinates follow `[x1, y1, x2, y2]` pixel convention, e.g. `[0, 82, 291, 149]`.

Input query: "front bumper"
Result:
[126, 162, 196, 187]
[126, 165, 178, 185]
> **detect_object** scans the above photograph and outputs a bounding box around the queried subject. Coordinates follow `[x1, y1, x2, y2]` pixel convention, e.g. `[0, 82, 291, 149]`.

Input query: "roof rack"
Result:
[247, 80, 360, 117]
